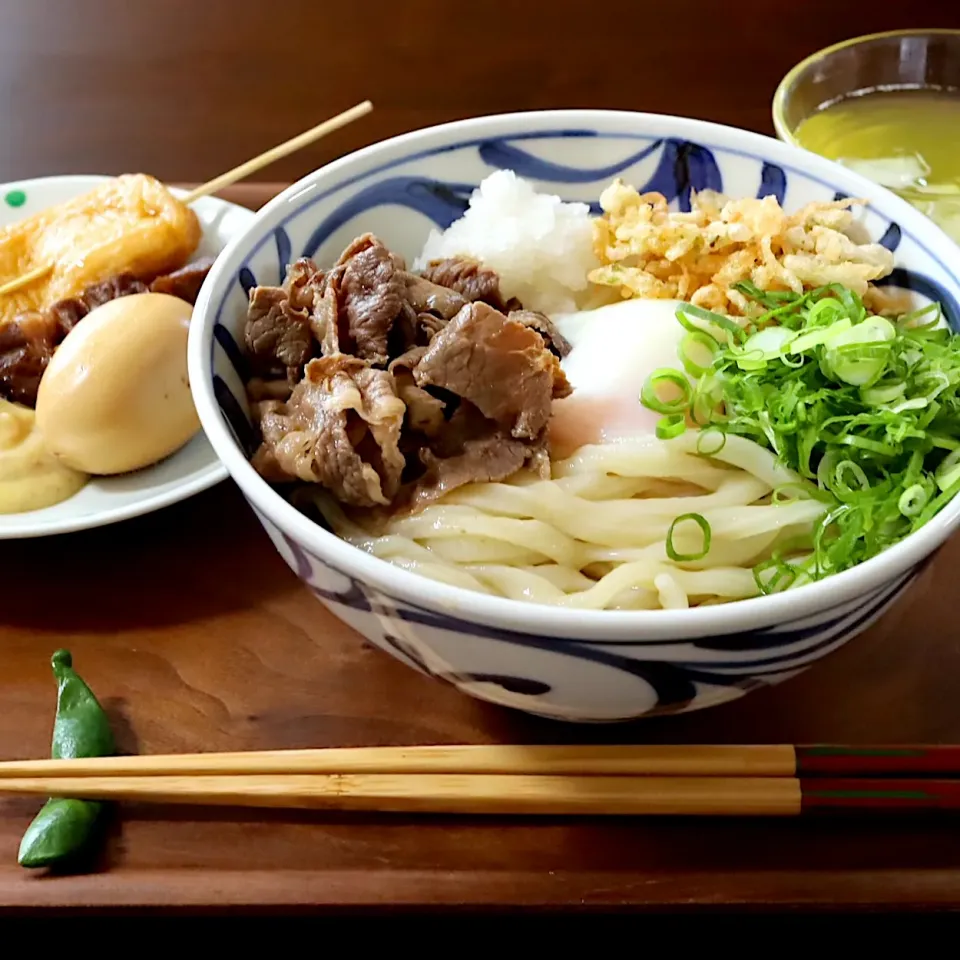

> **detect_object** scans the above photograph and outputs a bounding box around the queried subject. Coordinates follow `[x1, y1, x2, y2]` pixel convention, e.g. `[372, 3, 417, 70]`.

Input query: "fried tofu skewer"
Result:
[0, 100, 373, 314]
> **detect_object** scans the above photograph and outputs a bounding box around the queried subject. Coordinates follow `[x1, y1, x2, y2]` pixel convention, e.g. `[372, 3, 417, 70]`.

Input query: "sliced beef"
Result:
[310, 269, 346, 356]
[421, 257, 508, 311]
[389, 302, 418, 355]
[149, 257, 215, 303]
[413, 302, 570, 440]
[389, 301, 452, 359]
[243, 258, 331, 381]
[281, 258, 325, 314]
[240, 237, 578, 520]
[508, 309, 571, 359]
[246, 377, 293, 403]
[403, 404, 549, 513]
[388, 347, 445, 437]
[244, 285, 313, 382]
[252, 354, 406, 508]
[388, 346, 428, 376]
[416, 311, 448, 341]
[336, 234, 406, 364]
[403, 273, 468, 321]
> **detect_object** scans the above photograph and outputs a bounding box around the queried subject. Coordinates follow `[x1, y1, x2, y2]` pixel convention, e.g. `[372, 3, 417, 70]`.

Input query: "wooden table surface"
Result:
[3, 0, 960, 914]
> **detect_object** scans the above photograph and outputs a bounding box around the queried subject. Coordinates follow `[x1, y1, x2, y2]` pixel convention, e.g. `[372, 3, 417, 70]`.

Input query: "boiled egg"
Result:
[549, 298, 691, 458]
[36, 292, 200, 475]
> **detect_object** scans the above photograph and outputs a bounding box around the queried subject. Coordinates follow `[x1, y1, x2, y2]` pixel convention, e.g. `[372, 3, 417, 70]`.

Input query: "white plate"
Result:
[0, 175, 254, 538]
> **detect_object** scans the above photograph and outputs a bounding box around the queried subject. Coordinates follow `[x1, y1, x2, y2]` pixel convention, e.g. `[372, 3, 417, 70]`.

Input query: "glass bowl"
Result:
[773, 29, 960, 241]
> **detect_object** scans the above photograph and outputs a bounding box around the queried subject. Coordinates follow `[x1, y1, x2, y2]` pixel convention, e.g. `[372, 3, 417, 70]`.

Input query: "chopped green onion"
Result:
[789, 318, 852, 355]
[771, 483, 811, 504]
[656, 414, 687, 439]
[733, 279, 796, 308]
[640, 368, 693, 415]
[898, 302, 941, 330]
[889, 397, 929, 414]
[665, 513, 712, 562]
[936, 448, 960, 492]
[834, 434, 898, 456]
[696, 427, 726, 456]
[816, 451, 838, 491]
[676, 303, 749, 345]
[735, 327, 797, 371]
[753, 556, 798, 595]
[826, 341, 892, 387]
[655, 281, 960, 583]
[898, 483, 929, 517]
[678, 331, 718, 377]
[916, 475, 960, 526]
[861, 381, 906, 405]
[833, 459, 871, 496]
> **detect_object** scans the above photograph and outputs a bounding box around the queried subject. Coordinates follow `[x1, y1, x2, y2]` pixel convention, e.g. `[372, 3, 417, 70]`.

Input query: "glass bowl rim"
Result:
[772, 28, 960, 145]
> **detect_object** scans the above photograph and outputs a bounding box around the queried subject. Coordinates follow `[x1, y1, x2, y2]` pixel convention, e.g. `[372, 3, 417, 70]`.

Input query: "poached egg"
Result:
[549, 298, 691, 458]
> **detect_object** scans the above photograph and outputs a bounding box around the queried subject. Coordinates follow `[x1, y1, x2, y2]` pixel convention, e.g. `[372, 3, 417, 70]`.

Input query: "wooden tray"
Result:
[2, 182, 960, 913]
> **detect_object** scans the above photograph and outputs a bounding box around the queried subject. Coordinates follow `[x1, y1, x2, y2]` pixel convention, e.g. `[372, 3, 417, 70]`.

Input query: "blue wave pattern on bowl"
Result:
[208, 130, 947, 721]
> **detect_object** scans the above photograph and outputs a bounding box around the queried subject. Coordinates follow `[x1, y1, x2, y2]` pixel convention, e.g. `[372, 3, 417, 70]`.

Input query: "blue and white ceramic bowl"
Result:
[188, 111, 960, 722]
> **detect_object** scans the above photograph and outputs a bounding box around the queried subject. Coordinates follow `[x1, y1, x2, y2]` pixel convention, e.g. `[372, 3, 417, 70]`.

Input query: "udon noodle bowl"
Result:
[238, 170, 960, 611]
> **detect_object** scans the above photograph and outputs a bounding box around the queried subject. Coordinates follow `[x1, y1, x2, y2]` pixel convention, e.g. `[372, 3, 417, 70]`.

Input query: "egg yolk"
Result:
[549, 298, 691, 459]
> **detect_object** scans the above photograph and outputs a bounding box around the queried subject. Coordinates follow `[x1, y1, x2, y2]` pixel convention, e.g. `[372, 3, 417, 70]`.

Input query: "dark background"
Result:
[2, 0, 959, 185]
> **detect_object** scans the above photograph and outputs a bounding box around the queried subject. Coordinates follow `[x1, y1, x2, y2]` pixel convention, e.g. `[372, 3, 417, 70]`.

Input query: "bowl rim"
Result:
[189, 108, 960, 642]
[772, 28, 960, 144]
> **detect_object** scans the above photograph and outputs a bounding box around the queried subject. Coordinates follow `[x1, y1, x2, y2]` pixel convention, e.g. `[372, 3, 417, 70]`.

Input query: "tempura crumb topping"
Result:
[590, 180, 896, 316]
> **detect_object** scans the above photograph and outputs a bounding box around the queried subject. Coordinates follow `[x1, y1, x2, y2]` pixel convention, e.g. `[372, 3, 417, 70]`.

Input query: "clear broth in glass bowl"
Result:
[794, 88, 960, 243]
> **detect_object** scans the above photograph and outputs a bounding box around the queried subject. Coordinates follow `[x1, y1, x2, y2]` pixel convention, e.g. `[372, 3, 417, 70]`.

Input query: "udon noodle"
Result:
[314, 433, 828, 610]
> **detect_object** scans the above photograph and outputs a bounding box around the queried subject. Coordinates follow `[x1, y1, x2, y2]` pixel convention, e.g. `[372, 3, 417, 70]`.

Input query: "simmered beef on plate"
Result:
[148, 256, 216, 302]
[243, 233, 572, 516]
[0, 261, 212, 408]
[0, 312, 59, 406]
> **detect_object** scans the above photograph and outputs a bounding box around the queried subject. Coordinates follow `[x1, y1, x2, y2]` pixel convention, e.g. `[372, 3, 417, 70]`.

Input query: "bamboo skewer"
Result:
[0, 262, 50, 297]
[178, 100, 372, 204]
[0, 99, 373, 299]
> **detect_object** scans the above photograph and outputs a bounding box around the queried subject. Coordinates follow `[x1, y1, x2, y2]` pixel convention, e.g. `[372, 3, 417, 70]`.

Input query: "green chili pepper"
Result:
[49, 649, 115, 760]
[17, 799, 103, 869]
[18, 650, 115, 869]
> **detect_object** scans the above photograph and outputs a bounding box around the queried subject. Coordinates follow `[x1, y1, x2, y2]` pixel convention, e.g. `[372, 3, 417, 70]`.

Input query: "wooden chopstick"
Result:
[1, 744, 959, 779]
[0, 745, 795, 778]
[2, 772, 960, 816]
[0, 773, 804, 815]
